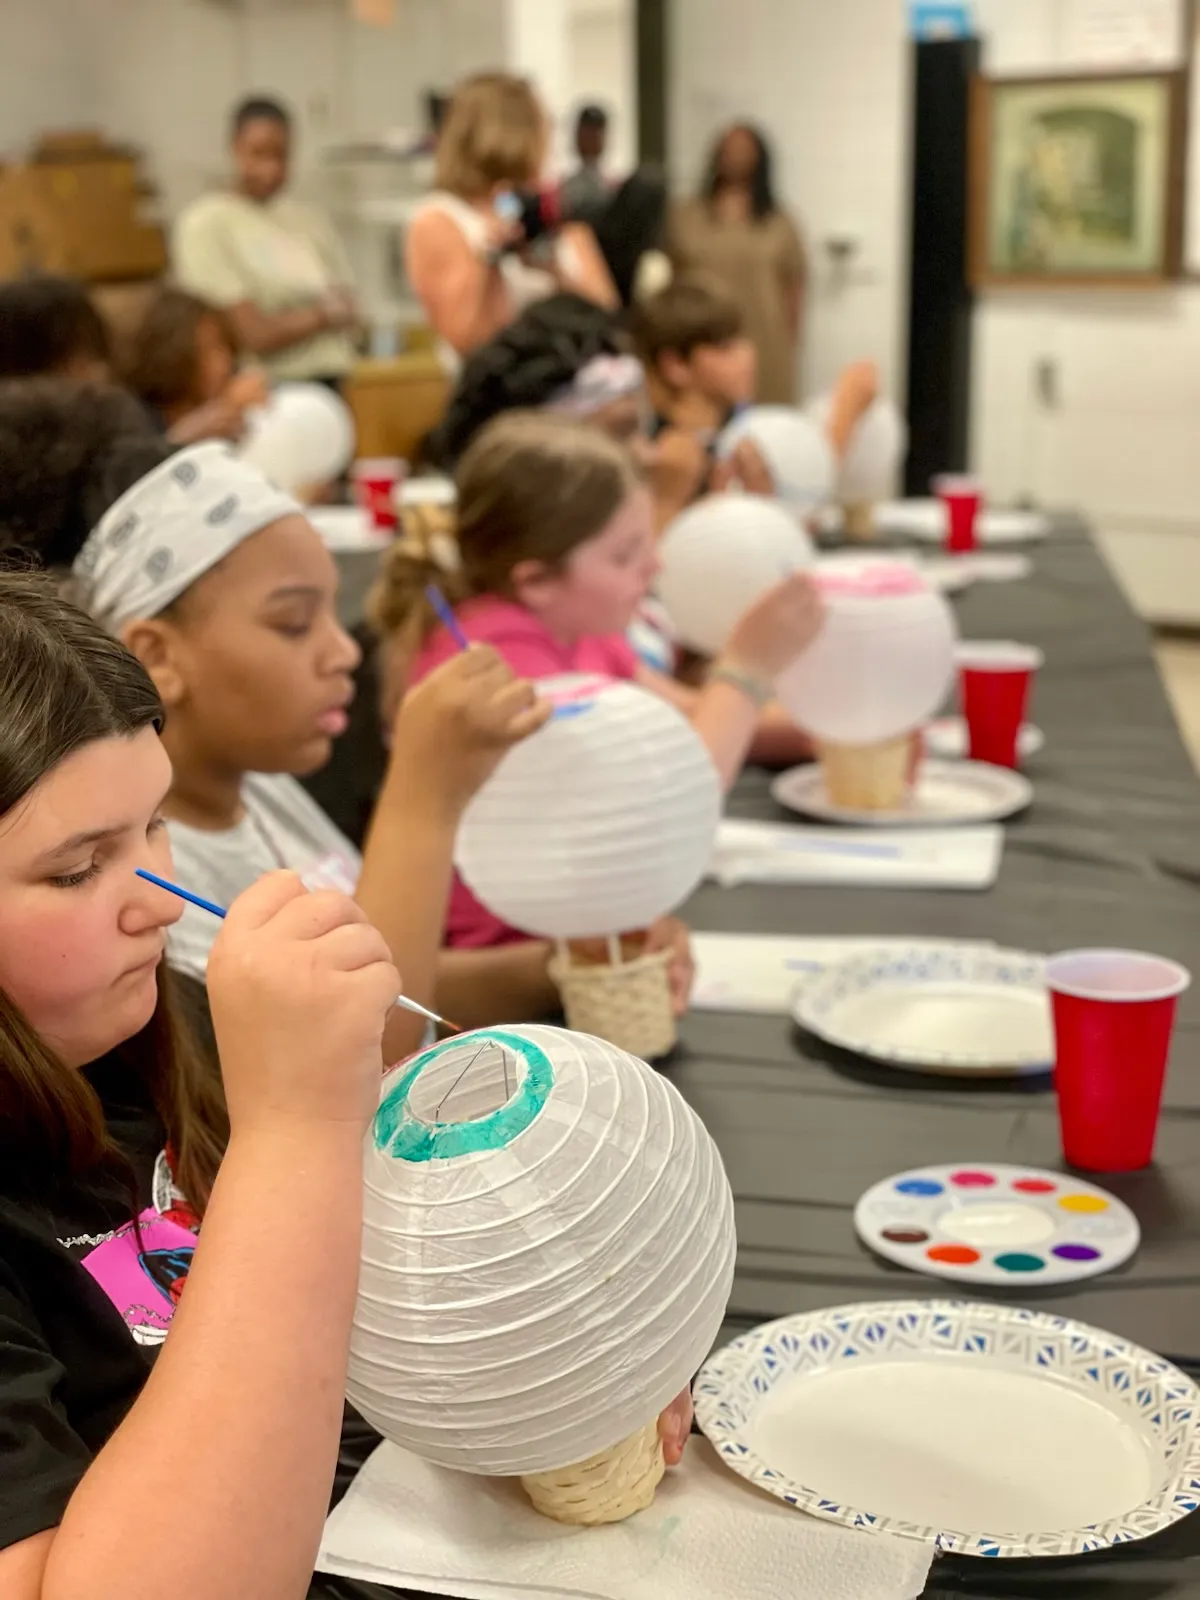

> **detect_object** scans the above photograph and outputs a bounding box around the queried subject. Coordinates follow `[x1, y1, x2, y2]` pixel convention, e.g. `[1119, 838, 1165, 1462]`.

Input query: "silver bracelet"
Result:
[710, 661, 773, 709]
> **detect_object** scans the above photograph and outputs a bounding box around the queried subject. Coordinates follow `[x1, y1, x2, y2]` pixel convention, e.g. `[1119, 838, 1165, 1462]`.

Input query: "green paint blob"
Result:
[994, 1252, 1046, 1273]
[372, 1029, 553, 1162]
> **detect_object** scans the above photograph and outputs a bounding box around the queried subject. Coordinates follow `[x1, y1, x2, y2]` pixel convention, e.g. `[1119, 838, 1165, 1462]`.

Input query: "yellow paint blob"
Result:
[1058, 1193, 1109, 1214]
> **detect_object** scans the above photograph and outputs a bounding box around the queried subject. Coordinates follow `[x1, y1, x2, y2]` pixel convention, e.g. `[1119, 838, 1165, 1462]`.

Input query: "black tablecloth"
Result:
[319, 523, 1200, 1599]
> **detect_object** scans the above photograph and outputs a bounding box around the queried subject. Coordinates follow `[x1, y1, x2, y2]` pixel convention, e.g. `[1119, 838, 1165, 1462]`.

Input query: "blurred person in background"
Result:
[406, 72, 617, 368]
[0, 275, 111, 383]
[173, 96, 360, 389]
[668, 122, 807, 405]
[561, 103, 612, 224]
[120, 288, 268, 444]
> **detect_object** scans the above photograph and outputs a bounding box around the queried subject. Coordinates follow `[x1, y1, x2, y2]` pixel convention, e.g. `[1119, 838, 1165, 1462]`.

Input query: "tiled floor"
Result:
[1155, 638, 1200, 770]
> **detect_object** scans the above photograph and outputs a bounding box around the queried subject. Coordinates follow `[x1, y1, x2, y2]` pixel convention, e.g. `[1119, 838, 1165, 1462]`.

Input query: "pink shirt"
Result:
[410, 595, 639, 949]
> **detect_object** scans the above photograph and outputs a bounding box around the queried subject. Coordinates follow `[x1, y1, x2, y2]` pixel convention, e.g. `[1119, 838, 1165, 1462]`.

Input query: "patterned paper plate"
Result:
[793, 944, 1052, 1074]
[694, 1300, 1200, 1558]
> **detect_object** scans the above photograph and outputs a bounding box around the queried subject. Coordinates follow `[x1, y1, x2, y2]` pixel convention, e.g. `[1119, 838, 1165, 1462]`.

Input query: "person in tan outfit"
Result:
[667, 123, 807, 405]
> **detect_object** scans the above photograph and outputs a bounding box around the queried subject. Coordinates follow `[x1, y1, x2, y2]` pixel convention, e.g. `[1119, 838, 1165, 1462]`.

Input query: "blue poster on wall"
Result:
[909, 3, 973, 38]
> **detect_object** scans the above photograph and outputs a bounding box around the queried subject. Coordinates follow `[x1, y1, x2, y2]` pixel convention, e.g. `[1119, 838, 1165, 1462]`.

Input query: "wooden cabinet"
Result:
[344, 351, 450, 465]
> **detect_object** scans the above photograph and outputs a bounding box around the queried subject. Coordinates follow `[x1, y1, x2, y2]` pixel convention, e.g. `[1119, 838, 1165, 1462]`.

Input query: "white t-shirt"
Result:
[165, 773, 361, 982]
[173, 191, 358, 382]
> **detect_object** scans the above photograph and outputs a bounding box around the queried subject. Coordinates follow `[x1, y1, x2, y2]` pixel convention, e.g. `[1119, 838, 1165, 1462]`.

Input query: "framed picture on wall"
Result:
[969, 71, 1186, 286]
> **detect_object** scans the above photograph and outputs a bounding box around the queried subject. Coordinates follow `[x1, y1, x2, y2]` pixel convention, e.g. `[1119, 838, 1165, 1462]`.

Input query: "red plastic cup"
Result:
[934, 474, 983, 553]
[352, 457, 406, 532]
[957, 641, 1043, 768]
[1046, 949, 1191, 1172]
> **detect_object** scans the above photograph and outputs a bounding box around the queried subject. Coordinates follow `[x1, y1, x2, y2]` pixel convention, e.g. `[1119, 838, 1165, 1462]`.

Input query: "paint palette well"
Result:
[855, 1163, 1139, 1288]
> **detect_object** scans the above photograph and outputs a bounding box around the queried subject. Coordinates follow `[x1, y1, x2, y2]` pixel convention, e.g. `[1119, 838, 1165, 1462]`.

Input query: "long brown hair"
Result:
[120, 288, 237, 416]
[0, 571, 227, 1214]
[369, 410, 637, 655]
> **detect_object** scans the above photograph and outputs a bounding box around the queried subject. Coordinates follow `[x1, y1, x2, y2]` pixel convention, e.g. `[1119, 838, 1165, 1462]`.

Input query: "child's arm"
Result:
[434, 941, 559, 1030]
[638, 571, 823, 789]
[355, 647, 550, 1061]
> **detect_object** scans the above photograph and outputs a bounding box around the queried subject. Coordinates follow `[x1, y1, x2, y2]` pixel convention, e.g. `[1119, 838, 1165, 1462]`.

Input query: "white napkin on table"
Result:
[318, 1440, 932, 1600]
[711, 818, 1004, 890]
[691, 932, 995, 1014]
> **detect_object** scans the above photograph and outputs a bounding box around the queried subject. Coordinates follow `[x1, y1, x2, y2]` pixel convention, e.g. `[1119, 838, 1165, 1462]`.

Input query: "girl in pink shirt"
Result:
[370, 410, 823, 952]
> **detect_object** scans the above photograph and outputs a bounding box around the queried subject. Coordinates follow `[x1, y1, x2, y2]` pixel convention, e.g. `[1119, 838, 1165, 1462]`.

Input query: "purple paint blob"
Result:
[1052, 1243, 1102, 1263]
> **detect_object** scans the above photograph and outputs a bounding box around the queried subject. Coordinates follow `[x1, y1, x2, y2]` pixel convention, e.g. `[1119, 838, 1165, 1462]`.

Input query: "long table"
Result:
[321, 522, 1200, 1600]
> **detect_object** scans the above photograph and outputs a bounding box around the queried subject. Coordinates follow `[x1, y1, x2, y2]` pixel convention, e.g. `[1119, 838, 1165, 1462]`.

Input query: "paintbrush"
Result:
[136, 868, 459, 1034]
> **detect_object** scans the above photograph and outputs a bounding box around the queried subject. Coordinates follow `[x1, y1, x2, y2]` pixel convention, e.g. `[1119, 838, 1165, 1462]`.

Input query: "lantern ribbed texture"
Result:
[808, 395, 908, 506]
[718, 405, 835, 511]
[656, 494, 815, 656]
[347, 1024, 737, 1478]
[455, 676, 722, 940]
[776, 563, 957, 745]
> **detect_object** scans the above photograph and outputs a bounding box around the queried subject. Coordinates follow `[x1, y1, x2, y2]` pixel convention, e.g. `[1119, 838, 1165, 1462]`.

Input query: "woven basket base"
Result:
[520, 1421, 666, 1526]
[549, 946, 677, 1060]
[816, 734, 912, 811]
[840, 500, 878, 542]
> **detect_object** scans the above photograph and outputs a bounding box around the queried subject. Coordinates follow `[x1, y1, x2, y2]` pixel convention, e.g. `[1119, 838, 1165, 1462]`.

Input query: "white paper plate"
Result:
[793, 944, 1052, 1074]
[398, 475, 456, 508]
[924, 717, 1044, 761]
[855, 1163, 1140, 1286]
[770, 757, 1033, 827]
[868, 500, 1049, 544]
[695, 1300, 1200, 1558]
[307, 505, 391, 553]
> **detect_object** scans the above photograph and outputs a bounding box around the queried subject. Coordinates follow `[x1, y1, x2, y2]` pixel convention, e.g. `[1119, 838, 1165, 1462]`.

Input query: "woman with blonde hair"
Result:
[407, 72, 617, 364]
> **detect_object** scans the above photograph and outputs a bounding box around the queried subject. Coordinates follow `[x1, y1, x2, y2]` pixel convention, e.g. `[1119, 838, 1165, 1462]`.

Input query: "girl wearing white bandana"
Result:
[0, 382, 558, 1059]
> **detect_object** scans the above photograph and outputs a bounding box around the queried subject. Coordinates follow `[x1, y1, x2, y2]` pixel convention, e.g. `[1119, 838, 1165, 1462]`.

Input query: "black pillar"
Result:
[904, 35, 980, 494]
[636, 0, 668, 165]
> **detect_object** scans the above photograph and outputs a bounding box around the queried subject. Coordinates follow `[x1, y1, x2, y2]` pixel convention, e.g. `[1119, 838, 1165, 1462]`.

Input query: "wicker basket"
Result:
[840, 500, 878, 542]
[816, 733, 913, 810]
[520, 1421, 665, 1525]
[549, 945, 677, 1061]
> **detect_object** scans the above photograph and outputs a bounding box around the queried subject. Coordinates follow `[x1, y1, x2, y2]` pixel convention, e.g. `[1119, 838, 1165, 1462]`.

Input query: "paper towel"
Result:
[318, 1439, 932, 1600]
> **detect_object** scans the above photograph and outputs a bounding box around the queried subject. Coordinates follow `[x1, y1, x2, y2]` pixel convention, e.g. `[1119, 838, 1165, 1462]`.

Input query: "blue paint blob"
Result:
[994, 1252, 1046, 1273]
[373, 1029, 553, 1163]
[895, 1178, 944, 1197]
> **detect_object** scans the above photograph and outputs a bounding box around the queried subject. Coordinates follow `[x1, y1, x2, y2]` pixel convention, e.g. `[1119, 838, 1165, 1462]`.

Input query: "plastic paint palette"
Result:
[855, 1163, 1140, 1288]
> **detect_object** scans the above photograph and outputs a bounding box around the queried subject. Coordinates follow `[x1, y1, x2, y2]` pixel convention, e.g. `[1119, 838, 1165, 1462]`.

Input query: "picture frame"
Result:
[969, 70, 1187, 287]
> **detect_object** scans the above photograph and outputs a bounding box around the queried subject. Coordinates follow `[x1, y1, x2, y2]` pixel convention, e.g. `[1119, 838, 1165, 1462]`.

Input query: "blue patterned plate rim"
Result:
[694, 1299, 1200, 1559]
[791, 944, 1051, 1074]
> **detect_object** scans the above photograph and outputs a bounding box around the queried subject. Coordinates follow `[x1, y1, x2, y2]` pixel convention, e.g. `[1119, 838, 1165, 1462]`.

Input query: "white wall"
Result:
[668, 0, 912, 403]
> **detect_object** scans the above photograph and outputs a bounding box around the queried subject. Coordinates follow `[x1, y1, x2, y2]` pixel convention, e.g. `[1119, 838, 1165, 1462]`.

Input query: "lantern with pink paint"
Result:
[775, 561, 957, 810]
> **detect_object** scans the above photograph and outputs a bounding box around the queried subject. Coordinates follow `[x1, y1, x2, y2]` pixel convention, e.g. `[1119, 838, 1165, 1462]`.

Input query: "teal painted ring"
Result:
[372, 1028, 554, 1162]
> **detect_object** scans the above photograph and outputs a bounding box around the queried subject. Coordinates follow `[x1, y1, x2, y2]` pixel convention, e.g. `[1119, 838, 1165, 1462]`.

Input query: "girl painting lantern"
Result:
[348, 1024, 737, 1524]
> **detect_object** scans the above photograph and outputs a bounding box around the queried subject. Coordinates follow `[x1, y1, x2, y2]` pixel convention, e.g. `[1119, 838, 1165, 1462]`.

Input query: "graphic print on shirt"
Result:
[79, 1212, 197, 1346]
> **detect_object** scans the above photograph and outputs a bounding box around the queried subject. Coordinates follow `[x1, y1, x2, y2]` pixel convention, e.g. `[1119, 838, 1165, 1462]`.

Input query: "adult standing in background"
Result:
[406, 73, 617, 368]
[560, 104, 611, 223]
[173, 96, 359, 388]
[667, 123, 807, 405]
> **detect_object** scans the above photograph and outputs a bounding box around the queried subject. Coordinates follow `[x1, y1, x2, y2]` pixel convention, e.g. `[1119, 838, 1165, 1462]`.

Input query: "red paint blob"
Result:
[927, 1244, 981, 1265]
[950, 1170, 996, 1188]
[1012, 1178, 1057, 1194]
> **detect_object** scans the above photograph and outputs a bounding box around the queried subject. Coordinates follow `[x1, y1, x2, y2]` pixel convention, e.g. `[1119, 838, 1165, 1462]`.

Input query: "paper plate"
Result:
[793, 944, 1052, 1074]
[307, 505, 391, 553]
[855, 1163, 1139, 1286]
[924, 718, 1044, 761]
[868, 500, 1049, 544]
[399, 476, 456, 508]
[695, 1299, 1200, 1558]
[770, 758, 1033, 827]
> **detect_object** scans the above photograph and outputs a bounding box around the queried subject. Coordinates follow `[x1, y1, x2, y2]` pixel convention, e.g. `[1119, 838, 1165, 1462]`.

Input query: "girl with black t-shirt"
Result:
[0, 573, 401, 1598]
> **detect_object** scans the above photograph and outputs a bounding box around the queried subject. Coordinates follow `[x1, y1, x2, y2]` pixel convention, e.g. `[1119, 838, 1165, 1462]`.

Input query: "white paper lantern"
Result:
[655, 494, 815, 656]
[241, 381, 356, 493]
[455, 676, 721, 939]
[348, 1023, 737, 1475]
[775, 560, 957, 744]
[808, 394, 908, 505]
[718, 406, 835, 513]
